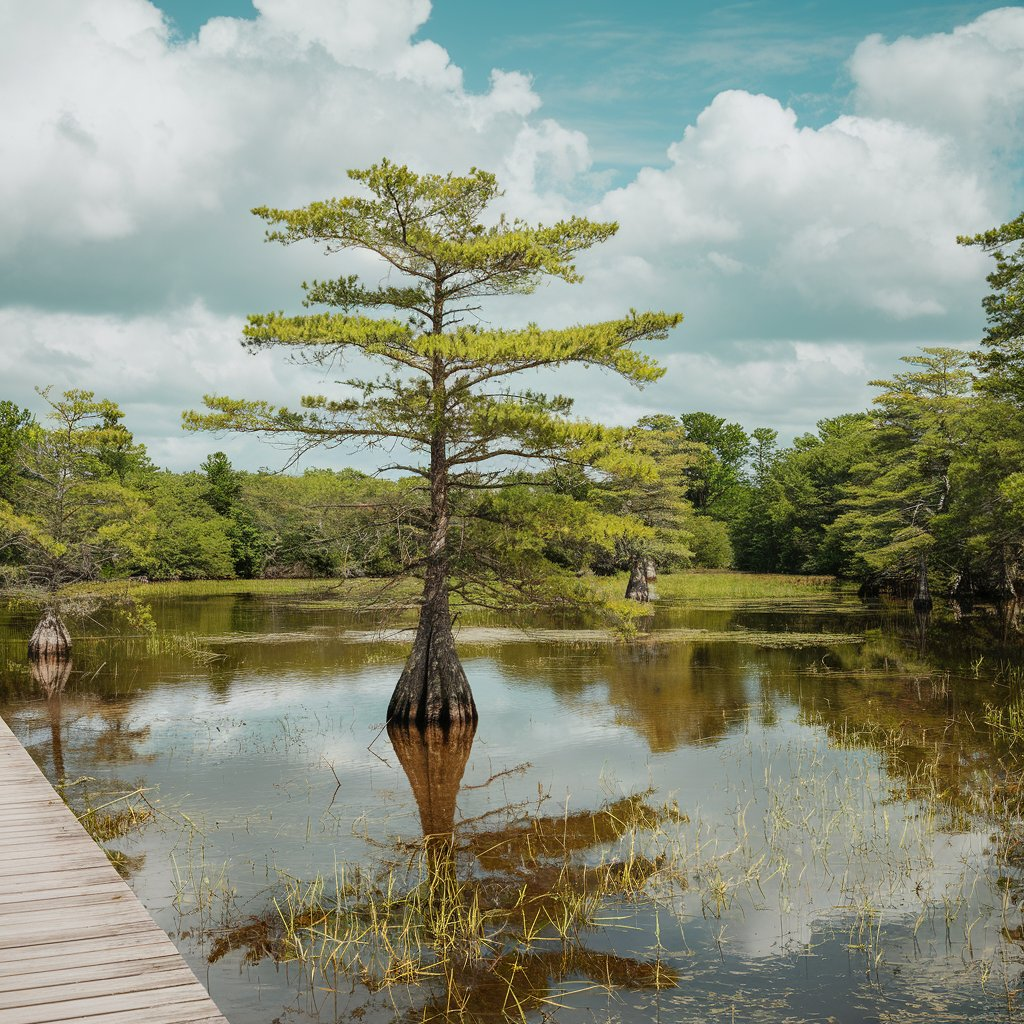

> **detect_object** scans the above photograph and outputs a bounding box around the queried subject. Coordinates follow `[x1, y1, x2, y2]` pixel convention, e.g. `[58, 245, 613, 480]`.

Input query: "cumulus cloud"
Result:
[0, 2, 1021, 467]
[0, 0, 569, 261]
[850, 7, 1024, 159]
[591, 90, 992, 328]
[0, 302, 353, 471]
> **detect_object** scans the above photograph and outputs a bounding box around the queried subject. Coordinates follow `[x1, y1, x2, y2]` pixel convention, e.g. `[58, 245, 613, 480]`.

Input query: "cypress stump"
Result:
[28, 609, 72, 660]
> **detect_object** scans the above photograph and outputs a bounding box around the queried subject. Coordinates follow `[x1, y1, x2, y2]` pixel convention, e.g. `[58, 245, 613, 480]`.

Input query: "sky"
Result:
[2, 0, 1023, 472]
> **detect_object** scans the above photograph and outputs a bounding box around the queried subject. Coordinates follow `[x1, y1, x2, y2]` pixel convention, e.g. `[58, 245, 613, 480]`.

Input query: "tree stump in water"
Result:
[28, 609, 71, 661]
[624, 559, 650, 602]
[388, 589, 477, 728]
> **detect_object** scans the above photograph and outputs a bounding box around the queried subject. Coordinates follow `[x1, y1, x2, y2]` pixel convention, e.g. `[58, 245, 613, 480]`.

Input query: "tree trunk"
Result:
[388, 565, 477, 727]
[624, 557, 650, 602]
[912, 553, 933, 613]
[388, 355, 477, 728]
[28, 609, 71, 660]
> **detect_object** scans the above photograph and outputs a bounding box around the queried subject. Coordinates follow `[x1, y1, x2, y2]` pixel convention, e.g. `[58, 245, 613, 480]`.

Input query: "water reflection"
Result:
[205, 722, 679, 1021]
[31, 654, 71, 781]
[3, 588, 1024, 1021]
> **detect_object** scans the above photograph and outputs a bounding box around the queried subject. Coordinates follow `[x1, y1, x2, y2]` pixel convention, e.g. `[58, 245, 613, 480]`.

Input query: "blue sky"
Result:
[2, 1, 1022, 471]
[160, 0, 1004, 176]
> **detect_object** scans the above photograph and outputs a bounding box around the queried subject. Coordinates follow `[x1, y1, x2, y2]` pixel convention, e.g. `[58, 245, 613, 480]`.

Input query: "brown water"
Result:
[3, 588, 1024, 1023]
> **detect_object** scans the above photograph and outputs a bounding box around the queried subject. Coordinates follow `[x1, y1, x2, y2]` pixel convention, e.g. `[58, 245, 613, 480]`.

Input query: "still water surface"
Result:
[3, 588, 1024, 1022]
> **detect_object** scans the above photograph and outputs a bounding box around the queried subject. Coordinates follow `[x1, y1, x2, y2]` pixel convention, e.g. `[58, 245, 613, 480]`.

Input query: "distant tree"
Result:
[832, 349, 974, 590]
[186, 160, 682, 726]
[0, 401, 34, 503]
[201, 452, 242, 515]
[1, 389, 153, 654]
[679, 412, 750, 518]
[768, 414, 872, 574]
[93, 406, 151, 485]
[958, 212, 1024, 397]
[601, 416, 696, 601]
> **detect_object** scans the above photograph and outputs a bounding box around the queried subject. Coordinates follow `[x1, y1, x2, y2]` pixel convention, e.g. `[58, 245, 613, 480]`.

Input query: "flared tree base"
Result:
[28, 609, 72, 661]
[388, 612, 477, 728]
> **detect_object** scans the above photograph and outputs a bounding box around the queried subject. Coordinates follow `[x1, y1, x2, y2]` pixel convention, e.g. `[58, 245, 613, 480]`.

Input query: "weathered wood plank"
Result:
[0, 715, 228, 1023]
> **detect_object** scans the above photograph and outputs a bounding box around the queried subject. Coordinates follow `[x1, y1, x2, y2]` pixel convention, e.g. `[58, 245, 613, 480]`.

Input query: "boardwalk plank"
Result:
[0, 716, 228, 1023]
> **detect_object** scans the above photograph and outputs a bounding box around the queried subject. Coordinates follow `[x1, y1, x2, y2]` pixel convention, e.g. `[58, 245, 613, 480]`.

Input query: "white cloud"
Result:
[591, 89, 992, 326]
[850, 7, 1024, 160]
[0, 3, 1022, 466]
[0, 0, 568, 255]
[0, 302, 344, 470]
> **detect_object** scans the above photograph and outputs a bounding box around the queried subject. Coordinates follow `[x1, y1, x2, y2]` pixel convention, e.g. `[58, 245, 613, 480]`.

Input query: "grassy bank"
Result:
[596, 570, 844, 604]
[60, 570, 844, 605]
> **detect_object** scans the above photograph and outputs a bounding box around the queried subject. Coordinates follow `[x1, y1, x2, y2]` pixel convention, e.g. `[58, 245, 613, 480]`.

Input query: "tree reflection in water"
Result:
[27, 655, 154, 878]
[30, 654, 72, 782]
[207, 722, 680, 1021]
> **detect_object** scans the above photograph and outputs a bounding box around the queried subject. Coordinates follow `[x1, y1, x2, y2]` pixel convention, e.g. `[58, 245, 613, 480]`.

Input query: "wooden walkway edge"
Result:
[0, 715, 230, 1024]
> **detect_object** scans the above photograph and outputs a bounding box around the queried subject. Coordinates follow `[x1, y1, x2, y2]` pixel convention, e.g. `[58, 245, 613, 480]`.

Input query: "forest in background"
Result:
[1, 339, 1022, 605]
[1, 206, 1021, 609]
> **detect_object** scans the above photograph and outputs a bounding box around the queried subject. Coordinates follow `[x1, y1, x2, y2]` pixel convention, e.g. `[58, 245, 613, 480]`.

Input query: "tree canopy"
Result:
[186, 159, 683, 725]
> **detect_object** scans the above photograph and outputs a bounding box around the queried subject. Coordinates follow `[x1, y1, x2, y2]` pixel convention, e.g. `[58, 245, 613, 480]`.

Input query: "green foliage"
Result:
[4, 389, 156, 589]
[958, 213, 1024, 396]
[733, 414, 872, 574]
[679, 412, 750, 517]
[595, 416, 697, 578]
[833, 349, 975, 583]
[201, 451, 242, 515]
[687, 516, 734, 570]
[0, 401, 34, 503]
[185, 159, 682, 614]
[227, 507, 269, 579]
[137, 472, 235, 580]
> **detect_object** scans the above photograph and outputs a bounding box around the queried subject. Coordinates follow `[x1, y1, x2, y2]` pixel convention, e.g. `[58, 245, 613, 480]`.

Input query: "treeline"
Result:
[2, 212, 1022, 603]
[0, 390, 417, 585]
[2, 352, 1022, 605]
[671, 350, 1024, 603]
[0, 388, 729, 592]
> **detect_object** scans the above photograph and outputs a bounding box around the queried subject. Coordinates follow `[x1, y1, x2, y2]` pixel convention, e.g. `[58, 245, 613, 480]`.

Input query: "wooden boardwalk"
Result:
[0, 715, 229, 1024]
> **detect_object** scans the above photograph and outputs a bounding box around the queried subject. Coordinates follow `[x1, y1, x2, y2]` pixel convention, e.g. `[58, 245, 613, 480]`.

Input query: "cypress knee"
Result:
[28, 609, 71, 661]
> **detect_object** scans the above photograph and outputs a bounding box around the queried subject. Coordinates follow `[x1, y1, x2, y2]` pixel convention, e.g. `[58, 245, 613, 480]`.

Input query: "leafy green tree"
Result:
[1, 390, 154, 652]
[93, 406, 151, 485]
[734, 415, 872, 573]
[832, 349, 974, 589]
[185, 160, 682, 725]
[958, 212, 1024, 397]
[601, 416, 696, 600]
[201, 451, 242, 515]
[244, 468, 413, 578]
[0, 401, 34, 503]
[679, 412, 750, 519]
[138, 472, 235, 580]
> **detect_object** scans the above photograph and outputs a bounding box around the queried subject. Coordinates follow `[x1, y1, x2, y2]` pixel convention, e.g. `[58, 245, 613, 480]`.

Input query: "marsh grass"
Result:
[195, 793, 685, 1019]
[59, 571, 843, 616]
[158, 700, 1024, 1020]
[58, 775, 156, 877]
[985, 694, 1024, 745]
[596, 571, 844, 604]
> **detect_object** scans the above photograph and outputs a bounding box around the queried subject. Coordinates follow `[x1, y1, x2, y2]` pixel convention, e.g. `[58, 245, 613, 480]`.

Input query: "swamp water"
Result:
[3, 587, 1024, 1022]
